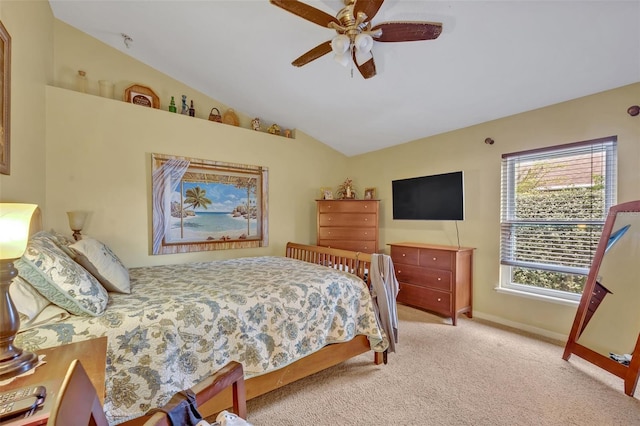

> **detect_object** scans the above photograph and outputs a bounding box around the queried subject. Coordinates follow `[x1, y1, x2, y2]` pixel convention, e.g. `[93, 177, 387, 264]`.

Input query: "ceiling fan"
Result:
[270, 0, 443, 79]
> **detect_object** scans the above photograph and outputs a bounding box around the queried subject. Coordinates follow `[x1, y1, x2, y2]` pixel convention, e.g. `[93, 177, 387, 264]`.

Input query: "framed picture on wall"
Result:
[0, 20, 11, 175]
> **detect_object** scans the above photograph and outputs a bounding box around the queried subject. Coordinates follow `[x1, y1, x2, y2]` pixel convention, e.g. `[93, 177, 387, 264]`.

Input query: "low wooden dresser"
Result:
[389, 242, 474, 325]
[317, 200, 379, 253]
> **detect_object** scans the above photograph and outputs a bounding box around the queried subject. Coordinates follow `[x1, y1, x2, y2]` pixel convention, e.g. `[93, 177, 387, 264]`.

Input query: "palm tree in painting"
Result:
[177, 186, 213, 239]
[184, 186, 213, 210]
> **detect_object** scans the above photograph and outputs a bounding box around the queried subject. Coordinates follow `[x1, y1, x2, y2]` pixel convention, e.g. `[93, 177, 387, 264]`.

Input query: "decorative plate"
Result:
[124, 84, 160, 109]
[222, 108, 239, 126]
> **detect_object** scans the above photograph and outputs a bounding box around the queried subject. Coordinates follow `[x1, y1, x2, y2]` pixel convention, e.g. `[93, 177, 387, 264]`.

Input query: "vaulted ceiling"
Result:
[49, 1, 640, 156]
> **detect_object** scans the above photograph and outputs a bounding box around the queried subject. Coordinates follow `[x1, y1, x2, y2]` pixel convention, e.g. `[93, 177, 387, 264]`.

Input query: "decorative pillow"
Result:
[16, 231, 108, 316]
[69, 236, 130, 294]
[9, 276, 50, 323]
[46, 229, 77, 259]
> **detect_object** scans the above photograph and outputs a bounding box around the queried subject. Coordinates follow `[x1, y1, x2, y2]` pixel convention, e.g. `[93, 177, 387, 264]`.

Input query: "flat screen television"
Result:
[392, 171, 464, 220]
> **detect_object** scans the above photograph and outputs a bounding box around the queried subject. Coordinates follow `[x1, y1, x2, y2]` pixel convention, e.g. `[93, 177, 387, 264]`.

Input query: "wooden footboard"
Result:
[194, 243, 383, 420]
[285, 242, 372, 285]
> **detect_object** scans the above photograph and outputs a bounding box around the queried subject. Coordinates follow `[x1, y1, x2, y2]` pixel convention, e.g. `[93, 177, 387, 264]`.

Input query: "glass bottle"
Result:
[76, 70, 88, 93]
[169, 96, 177, 113]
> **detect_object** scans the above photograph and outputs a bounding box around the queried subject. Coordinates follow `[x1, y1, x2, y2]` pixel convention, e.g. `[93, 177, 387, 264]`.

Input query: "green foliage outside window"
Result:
[511, 176, 604, 294]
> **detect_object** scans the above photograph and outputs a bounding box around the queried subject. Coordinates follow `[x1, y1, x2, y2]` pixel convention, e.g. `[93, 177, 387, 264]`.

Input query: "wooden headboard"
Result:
[285, 242, 372, 284]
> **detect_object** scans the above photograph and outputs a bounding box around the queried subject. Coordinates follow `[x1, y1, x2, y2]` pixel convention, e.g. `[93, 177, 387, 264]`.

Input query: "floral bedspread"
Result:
[15, 256, 386, 425]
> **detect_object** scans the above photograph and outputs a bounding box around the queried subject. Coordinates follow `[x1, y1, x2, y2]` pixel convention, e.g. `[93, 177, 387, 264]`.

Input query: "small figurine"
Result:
[181, 95, 189, 115]
[284, 129, 291, 138]
[189, 100, 195, 117]
[168, 96, 177, 113]
[267, 124, 281, 135]
[251, 117, 261, 131]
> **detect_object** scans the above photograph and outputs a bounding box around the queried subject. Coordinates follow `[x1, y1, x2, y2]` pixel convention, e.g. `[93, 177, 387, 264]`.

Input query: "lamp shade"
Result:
[331, 34, 350, 55]
[354, 34, 373, 53]
[0, 203, 38, 260]
[67, 211, 87, 231]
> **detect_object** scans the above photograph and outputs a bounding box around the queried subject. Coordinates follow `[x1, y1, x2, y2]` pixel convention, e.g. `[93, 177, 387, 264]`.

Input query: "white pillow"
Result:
[9, 276, 50, 322]
[70, 236, 130, 294]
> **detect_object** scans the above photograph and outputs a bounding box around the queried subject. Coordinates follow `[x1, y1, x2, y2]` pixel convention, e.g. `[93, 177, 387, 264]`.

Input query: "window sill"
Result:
[495, 286, 580, 307]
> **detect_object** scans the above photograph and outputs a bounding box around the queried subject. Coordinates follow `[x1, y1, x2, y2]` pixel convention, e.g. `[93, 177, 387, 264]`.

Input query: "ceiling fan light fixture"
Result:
[334, 52, 351, 67]
[331, 34, 350, 55]
[354, 33, 373, 54]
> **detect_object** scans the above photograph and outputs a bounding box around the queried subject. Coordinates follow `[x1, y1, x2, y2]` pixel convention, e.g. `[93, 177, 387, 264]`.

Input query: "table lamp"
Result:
[0, 203, 39, 380]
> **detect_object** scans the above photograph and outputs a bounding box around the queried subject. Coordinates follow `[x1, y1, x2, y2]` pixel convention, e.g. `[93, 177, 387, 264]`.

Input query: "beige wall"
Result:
[349, 82, 640, 339]
[0, 2, 347, 266]
[0, 0, 52, 206]
[44, 86, 347, 267]
[3, 1, 640, 342]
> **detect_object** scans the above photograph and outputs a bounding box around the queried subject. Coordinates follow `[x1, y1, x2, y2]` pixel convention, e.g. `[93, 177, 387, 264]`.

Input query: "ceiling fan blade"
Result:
[353, 50, 377, 79]
[353, 0, 385, 22]
[292, 41, 333, 67]
[270, 0, 340, 28]
[371, 21, 443, 42]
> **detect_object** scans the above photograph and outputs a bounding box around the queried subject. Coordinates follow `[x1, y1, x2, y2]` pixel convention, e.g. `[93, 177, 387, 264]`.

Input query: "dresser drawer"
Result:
[397, 283, 452, 315]
[419, 249, 454, 270]
[318, 201, 378, 213]
[319, 213, 377, 227]
[318, 227, 376, 240]
[395, 264, 452, 291]
[318, 239, 376, 252]
[390, 246, 420, 265]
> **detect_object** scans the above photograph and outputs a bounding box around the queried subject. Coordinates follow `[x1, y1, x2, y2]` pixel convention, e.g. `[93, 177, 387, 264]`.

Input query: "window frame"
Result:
[499, 137, 617, 301]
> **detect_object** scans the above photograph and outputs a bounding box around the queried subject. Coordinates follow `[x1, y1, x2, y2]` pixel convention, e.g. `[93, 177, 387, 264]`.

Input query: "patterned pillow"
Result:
[70, 237, 130, 294]
[16, 232, 108, 316]
[46, 229, 77, 259]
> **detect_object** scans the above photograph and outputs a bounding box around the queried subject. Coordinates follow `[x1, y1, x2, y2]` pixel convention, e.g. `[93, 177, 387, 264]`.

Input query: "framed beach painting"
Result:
[151, 153, 268, 254]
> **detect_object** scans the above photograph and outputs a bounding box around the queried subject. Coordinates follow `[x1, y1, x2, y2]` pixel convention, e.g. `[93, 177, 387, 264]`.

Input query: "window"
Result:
[500, 137, 617, 301]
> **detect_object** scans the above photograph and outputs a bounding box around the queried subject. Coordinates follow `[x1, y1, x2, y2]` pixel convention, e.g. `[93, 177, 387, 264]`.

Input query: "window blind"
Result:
[500, 137, 617, 275]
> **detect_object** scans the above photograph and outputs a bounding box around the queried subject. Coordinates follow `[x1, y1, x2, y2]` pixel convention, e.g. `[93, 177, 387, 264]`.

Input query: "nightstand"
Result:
[0, 337, 107, 426]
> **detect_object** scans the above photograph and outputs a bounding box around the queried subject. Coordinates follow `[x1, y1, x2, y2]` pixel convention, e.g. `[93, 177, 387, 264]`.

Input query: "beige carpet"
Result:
[244, 304, 640, 425]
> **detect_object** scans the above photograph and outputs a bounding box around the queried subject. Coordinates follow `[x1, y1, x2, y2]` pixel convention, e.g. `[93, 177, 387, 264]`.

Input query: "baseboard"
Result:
[472, 311, 568, 343]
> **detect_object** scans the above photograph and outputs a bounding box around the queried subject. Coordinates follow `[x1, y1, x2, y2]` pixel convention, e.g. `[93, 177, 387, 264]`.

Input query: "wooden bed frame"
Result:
[195, 242, 384, 421]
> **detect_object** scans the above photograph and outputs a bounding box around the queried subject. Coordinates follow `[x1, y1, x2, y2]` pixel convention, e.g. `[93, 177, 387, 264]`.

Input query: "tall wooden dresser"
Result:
[389, 242, 474, 325]
[316, 200, 379, 253]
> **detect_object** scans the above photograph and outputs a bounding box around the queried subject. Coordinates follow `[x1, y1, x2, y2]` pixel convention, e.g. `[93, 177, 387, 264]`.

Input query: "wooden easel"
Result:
[563, 200, 640, 396]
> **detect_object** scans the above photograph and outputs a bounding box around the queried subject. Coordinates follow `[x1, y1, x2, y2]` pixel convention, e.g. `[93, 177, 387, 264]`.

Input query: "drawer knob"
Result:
[328, 218, 331, 221]
[437, 298, 442, 302]
[398, 270, 402, 274]
[402, 253, 406, 257]
[437, 277, 441, 281]
[364, 218, 368, 221]
[364, 232, 368, 235]
[433, 257, 437, 261]
[365, 205, 368, 208]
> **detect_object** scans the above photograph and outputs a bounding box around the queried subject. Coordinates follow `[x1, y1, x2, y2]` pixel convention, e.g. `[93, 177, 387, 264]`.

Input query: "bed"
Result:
[13, 232, 386, 425]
